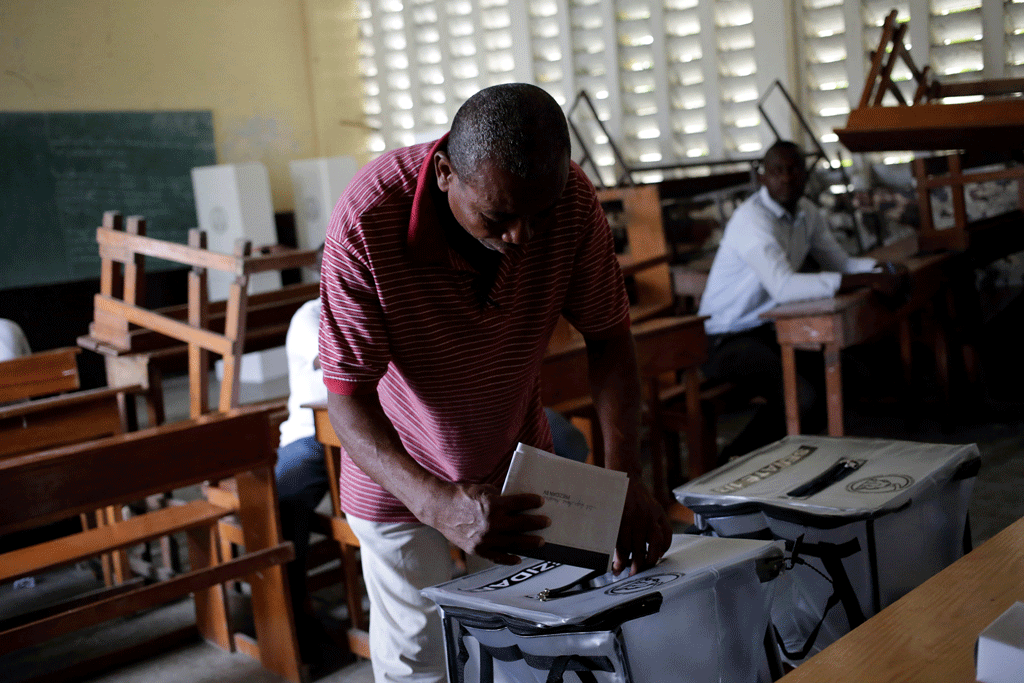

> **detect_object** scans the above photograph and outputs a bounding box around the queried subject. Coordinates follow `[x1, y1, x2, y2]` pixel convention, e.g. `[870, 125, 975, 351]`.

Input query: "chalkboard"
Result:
[0, 111, 216, 290]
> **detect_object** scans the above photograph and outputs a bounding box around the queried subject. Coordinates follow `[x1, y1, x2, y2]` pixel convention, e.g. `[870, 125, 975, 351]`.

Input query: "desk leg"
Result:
[684, 367, 714, 480]
[781, 343, 801, 435]
[898, 319, 913, 388]
[235, 466, 303, 683]
[929, 304, 951, 404]
[824, 345, 844, 437]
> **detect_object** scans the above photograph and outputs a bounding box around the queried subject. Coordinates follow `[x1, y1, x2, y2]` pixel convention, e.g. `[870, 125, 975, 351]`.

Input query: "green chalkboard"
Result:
[0, 111, 216, 290]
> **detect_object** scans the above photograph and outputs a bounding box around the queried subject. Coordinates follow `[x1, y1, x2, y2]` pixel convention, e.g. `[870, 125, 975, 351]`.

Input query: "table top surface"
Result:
[761, 249, 949, 321]
[777, 514, 1024, 682]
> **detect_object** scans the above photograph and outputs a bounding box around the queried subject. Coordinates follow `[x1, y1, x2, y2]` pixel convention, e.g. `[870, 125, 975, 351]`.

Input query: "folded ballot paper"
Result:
[501, 442, 628, 572]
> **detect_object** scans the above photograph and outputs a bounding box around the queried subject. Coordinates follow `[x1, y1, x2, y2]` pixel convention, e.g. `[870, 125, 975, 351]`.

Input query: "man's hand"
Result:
[613, 479, 673, 576]
[328, 392, 549, 565]
[423, 482, 550, 565]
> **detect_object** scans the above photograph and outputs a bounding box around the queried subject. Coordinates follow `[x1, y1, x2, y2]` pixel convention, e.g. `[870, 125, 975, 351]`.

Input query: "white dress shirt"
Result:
[277, 299, 327, 448]
[0, 319, 31, 362]
[699, 186, 878, 335]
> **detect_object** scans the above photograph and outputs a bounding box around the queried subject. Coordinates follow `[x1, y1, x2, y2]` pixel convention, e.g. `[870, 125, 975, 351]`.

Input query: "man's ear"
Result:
[434, 151, 455, 192]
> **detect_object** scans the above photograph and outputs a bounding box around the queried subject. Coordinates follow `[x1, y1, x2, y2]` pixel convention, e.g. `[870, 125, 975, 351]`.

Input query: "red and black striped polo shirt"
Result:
[319, 136, 630, 522]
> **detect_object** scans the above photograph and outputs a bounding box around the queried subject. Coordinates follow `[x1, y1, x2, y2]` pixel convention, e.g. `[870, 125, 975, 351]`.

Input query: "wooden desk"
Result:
[777, 515, 1024, 682]
[761, 250, 951, 436]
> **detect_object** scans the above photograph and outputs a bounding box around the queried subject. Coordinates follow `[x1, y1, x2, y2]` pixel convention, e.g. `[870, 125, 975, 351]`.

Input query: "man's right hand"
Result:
[421, 482, 550, 565]
[327, 392, 549, 564]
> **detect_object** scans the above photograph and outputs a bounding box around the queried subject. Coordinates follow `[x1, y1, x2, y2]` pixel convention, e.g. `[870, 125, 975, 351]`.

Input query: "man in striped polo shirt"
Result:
[319, 83, 671, 682]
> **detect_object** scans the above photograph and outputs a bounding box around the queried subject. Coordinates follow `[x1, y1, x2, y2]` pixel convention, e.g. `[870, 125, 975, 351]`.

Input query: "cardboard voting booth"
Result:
[423, 534, 786, 683]
[675, 435, 980, 666]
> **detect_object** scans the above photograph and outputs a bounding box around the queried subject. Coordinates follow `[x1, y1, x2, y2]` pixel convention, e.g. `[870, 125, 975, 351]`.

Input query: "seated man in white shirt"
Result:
[698, 140, 907, 461]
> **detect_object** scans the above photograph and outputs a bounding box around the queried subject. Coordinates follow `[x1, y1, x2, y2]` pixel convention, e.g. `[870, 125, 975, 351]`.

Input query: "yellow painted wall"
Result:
[0, 0, 366, 211]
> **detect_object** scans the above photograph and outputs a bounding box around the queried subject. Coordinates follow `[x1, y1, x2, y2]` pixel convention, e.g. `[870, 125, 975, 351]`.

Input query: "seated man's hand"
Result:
[427, 482, 549, 565]
[613, 479, 673, 576]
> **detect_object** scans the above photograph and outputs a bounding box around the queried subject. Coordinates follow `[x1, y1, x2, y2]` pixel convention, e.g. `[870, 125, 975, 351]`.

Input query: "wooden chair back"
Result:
[913, 152, 1024, 254]
[602, 184, 674, 322]
[0, 385, 142, 459]
[540, 315, 713, 517]
[547, 184, 674, 349]
[0, 346, 80, 403]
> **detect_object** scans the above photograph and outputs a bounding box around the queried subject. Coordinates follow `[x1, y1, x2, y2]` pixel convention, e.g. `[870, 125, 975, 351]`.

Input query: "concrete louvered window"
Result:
[356, 0, 794, 185]
[356, 0, 1024, 178]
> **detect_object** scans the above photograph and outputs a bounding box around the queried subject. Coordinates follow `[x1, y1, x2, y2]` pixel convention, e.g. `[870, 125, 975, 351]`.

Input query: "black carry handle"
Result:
[538, 567, 608, 600]
[545, 655, 606, 683]
[786, 459, 865, 498]
[774, 535, 866, 661]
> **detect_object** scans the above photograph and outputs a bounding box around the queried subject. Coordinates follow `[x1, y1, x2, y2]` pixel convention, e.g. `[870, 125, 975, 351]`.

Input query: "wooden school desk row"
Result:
[0, 405, 303, 683]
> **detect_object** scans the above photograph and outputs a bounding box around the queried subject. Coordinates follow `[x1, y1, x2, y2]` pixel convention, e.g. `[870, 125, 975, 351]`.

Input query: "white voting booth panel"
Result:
[675, 435, 980, 666]
[423, 535, 786, 683]
[192, 162, 284, 382]
[289, 156, 358, 271]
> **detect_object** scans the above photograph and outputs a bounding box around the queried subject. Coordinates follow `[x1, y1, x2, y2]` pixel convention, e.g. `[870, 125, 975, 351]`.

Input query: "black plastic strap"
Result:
[478, 642, 613, 676]
[540, 567, 607, 600]
[456, 625, 614, 683]
[786, 459, 864, 498]
[480, 645, 494, 683]
[456, 624, 471, 683]
[817, 543, 866, 629]
[775, 535, 866, 660]
[545, 655, 602, 683]
[774, 590, 843, 661]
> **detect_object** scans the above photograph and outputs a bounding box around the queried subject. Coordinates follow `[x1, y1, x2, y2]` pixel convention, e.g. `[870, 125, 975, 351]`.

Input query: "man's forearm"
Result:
[585, 331, 643, 478]
[325, 391, 448, 524]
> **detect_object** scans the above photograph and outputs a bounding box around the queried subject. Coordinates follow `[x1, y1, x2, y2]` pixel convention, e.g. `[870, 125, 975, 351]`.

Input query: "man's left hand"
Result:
[613, 479, 673, 576]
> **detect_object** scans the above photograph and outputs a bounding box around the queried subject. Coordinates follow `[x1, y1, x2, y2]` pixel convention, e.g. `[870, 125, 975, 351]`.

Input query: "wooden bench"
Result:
[0, 346, 81, 403]
[205, 399, 372, 662]
[0, 405, 302, 683]
[0, 346, 150, 585]
[68, 212, 327, 673]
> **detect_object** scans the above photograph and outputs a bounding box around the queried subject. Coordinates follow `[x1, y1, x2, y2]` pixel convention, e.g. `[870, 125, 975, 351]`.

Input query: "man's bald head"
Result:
[447, 83, 570, 183]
